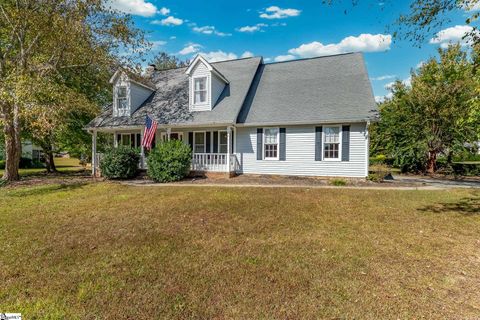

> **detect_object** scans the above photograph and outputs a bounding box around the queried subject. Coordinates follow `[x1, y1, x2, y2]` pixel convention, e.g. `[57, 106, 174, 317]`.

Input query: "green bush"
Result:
[100, 146, 140, 179]
[19, 157, 33, 169]
[368, 164, 391, 182]
[0, 160, 5, 170]
[329, 178, 347, 186]
[147, 140, 192, 183]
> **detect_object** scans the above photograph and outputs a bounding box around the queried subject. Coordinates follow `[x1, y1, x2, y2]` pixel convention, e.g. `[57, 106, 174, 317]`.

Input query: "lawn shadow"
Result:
[418, 196, 480, 216]
[6, 182, 88, 197]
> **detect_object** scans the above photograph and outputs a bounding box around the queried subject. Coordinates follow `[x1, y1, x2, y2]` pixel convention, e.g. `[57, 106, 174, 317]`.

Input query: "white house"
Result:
[87, 53, 377, 178]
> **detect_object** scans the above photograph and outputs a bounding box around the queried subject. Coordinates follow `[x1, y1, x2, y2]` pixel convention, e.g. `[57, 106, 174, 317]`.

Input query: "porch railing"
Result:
[192, 153, 238, 172]
[95, 152, 239, 174]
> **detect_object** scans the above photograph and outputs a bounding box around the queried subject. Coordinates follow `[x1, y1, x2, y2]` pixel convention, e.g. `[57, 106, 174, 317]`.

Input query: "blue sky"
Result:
[110, 0, 478, 101]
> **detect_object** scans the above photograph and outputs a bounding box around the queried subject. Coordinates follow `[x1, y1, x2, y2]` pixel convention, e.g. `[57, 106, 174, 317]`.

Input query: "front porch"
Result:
[90, 126, 239, 177]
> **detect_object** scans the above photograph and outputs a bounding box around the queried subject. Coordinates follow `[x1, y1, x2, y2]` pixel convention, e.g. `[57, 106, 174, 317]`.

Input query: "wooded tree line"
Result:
[1, 0, 479, 181]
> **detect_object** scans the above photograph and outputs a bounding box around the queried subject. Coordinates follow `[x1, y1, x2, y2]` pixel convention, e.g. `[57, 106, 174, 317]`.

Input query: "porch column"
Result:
[140, 128, 145, 169]
[227, 126, 232, 172]
[113, 131, 118, 148]
[166, 128, 171, 140]
[91, 130, 97, 176]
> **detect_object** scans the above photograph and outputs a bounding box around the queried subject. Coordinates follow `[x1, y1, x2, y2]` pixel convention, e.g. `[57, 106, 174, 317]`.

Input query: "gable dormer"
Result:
[185, 55, 229, 111]
[110, 68, 156, 117]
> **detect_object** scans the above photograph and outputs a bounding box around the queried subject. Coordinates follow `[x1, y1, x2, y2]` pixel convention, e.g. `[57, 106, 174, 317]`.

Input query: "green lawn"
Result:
[0, 157, 84, 177]
[0, 183, 479, 319]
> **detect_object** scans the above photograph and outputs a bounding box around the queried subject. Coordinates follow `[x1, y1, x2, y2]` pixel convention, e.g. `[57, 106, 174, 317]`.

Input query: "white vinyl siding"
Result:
[235, 123, 368, 178]
[188, 60, 225, 111]
[210, 73, 225, 108]
[130, 82, 153, 113]
[189, 62, 211, 111]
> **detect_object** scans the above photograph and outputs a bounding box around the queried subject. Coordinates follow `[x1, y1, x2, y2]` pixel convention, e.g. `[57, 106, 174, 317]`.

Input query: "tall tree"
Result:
[0, 0, 145, 181]
[371, 45, 480, 173]
[149, 52, 189, 71]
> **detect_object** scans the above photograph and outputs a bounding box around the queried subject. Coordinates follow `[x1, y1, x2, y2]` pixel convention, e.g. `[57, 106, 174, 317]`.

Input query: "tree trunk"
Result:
[43, 144, 57, 173]
[426, 151, 437, 174]
[2, 104, 21, 181]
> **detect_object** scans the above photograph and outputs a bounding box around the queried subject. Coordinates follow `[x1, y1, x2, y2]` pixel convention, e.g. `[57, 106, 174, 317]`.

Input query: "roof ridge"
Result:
[265, 52, 360, 66]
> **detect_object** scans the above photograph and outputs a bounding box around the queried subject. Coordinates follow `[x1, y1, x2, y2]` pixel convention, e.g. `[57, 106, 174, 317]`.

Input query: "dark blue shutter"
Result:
[315, 126, 323, 161]
[206, 132, 211, 153]
[342, 125, 350, 161]
[213, 131, 218, 153]
[256, 128, 263, 160]
[188, 132, 193, 150]
[279, 128, 286, 161]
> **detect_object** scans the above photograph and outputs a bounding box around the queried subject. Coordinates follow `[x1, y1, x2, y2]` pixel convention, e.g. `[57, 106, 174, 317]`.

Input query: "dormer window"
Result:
[185, 55, 229, 111]
[194, 77, 207, 104]
[116, 86, 128, 116]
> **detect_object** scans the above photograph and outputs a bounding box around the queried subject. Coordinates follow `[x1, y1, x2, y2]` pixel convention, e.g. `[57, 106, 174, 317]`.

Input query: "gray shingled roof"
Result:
[237, 53, 376, 124]
[88, 57, 262, 128]
[88, 53, 376, 129]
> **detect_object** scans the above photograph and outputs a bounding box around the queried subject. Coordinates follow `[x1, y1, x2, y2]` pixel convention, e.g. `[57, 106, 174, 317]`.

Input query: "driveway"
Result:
[392, 175, 480, 189]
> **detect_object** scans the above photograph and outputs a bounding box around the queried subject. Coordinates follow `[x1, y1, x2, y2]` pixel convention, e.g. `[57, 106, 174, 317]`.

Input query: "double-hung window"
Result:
[194, 132, 206, 153]
[193, 77, 207, 104]
[323, 126, 341, 160]
[263, 128, 279, 160]
[116, 86, 128, 115]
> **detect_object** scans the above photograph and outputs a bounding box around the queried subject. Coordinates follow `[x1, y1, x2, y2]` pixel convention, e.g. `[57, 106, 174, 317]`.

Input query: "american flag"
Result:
[142, 115, 158, 150]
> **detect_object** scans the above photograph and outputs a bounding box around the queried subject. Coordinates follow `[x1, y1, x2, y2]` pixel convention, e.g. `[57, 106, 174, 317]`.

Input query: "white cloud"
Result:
[429, 25, 474, 48]
[238, 23, 268, 33]
[170, 36, 177, 40]
[192, 25, 231, 36]
[375, 93, 393, 103]
[107, 0, 158, 17]
[159, 7, 170, 15]
[260, 6, 301, 19]
[416, 61, 425, 69]
[241, 51, 254, 58]
[371, 75, 396, 81]
[274, 54, 296, 62]
[287, 34, 392, 58]
[152, 16, 184, 26]
[384, 76, 411, 90]
[199, 51, 238, 62]
[264, 57, 272, 62]
[178, 44, 202, 55]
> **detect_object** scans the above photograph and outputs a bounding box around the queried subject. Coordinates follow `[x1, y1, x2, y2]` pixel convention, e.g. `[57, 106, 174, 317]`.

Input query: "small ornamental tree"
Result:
[100, 147, 140, 179]
[147, 140, 192, 183]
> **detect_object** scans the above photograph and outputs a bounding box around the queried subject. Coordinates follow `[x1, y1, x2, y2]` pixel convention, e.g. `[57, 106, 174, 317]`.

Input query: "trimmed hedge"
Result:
[100, 147, 140, 179]
[147, 140, 192, 183]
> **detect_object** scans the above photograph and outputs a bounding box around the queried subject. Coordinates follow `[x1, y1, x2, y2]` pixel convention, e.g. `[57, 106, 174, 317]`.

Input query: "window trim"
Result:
[263, 127, 280, 160]
[192, 76, 208, 105]
[322, 125, 342, 161]
[116, 86, 129, 115]
[193, 131, 206, 154]
[160, 132, 184, 142]
[119, 132, 141, 148]
[218, 130, 228, 154]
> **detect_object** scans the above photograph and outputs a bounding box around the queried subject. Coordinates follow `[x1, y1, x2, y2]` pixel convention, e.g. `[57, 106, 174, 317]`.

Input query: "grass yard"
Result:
[0, 157, 84, 177]
[0, 183, 479, 319]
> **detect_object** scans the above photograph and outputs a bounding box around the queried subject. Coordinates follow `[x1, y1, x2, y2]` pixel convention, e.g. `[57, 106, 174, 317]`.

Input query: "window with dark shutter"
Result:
[342, 125, 350, 161]
[256, 128, 263, 160]
[315, 126, 323, 161]
[279, 128, 286, 161]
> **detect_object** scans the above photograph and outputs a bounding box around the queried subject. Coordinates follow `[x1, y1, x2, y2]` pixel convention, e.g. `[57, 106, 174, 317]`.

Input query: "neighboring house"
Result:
[87, 53, 377, 178]
[22, 140, 43, 161]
